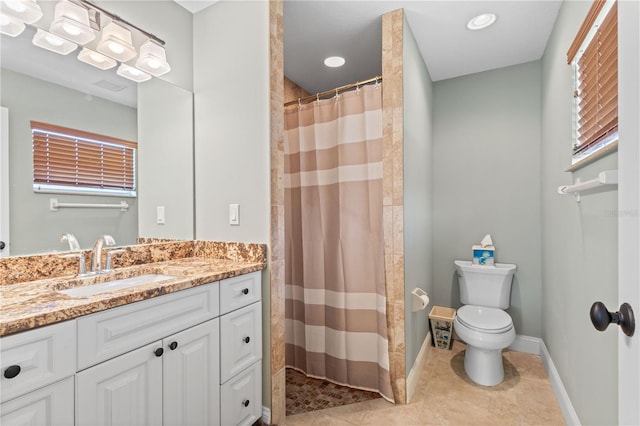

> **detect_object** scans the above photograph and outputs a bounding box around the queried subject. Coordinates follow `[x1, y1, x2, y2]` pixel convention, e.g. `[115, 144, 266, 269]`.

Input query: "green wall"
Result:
[541, 1, 618, 423]
[402, 15, 434, 377]
[432, 61, 543, 338]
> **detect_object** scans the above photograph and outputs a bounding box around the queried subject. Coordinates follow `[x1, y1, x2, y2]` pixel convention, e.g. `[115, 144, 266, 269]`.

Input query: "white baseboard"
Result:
[508, 335, 580, 426]
[406, 331, 432, 404]
[508, 334, 542, 355]
[262, 406, 271, 424]
[538, 339, 581, 426]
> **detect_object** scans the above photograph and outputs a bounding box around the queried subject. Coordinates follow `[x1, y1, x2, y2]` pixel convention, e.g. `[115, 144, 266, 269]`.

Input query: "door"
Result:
[163, 318, 220, 426]
[618, 1, 639, 423]
[76, 341, 163, 426]
[0, 107, 9, 257]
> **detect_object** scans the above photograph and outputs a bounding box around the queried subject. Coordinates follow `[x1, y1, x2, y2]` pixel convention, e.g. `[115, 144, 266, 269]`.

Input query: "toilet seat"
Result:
[456, 305, 513, 334]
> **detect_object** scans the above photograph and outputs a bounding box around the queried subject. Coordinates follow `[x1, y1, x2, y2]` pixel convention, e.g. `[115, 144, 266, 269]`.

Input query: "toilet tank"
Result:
[455, 260, 516, 309]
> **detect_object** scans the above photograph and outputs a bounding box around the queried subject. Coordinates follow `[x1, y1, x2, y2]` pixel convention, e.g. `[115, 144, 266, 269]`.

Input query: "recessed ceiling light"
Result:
[324, 56, 345, 68]
[466, 13, 497, 31]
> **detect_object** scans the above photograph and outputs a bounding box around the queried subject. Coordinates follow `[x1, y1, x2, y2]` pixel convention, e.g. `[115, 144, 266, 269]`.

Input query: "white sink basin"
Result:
[59, 274, 176, 298]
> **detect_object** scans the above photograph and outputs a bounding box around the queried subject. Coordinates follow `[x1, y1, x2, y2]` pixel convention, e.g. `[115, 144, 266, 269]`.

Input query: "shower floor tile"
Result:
[285, 368, 381, 416]
[283, 340, 566, 425]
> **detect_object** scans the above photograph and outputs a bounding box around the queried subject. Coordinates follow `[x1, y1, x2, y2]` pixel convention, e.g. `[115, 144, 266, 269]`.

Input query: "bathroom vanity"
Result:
[0, 241, 265, 426]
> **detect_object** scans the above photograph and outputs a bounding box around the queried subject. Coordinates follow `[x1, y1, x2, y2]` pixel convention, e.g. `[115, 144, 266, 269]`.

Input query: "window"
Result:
[567, 0, 617, 165]
[32, 121, 137, 197]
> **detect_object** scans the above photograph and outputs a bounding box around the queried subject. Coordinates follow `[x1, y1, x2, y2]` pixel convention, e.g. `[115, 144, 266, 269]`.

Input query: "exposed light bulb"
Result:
[89, 52, 105, 63]
[147, 59, 161, 69]
[45, 34, 64, 46]
[62, 22, 81, 36]
[4, 0, 27, 13]
[107, 42, 125, 54]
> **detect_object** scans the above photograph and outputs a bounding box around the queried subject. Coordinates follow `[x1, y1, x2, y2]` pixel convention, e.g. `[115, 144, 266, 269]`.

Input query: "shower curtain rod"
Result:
[284, 75, 382, 107]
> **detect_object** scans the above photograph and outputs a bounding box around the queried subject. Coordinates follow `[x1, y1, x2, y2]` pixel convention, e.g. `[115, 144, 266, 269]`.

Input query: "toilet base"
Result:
[463, 345, 505, 386]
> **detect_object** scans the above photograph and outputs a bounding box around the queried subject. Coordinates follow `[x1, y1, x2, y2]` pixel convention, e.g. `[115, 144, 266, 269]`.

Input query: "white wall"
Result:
[402, 16, 433, 375]
[432, 61, 543, 338]
[193, 1, 270, 244]
[541, 1, 618, 424]
[138, 79, 194, 240]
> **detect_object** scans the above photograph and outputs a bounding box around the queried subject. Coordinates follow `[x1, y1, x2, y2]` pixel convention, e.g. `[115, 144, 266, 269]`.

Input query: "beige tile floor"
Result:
[283, 340, 566, 425]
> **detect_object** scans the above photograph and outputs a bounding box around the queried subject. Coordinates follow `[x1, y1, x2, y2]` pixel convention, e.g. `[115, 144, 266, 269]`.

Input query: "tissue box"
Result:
[472, 245, 495, 266]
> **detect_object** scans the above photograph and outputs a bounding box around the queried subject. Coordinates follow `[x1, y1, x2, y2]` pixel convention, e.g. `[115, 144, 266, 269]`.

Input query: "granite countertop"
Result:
[0, 257, 265, 337]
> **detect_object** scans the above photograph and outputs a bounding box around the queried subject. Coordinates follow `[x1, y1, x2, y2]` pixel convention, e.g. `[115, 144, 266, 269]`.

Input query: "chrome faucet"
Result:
[90, 235, 116, 273]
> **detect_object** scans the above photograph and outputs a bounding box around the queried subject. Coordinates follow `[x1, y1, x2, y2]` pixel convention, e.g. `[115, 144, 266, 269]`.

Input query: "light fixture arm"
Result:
[78, 0, 165, 46]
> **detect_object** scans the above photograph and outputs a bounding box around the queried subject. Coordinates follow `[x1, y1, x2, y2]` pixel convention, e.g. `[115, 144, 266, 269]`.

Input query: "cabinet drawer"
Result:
[220, 302, 262, 383]
[77, 283, 219, 370]
[220, 361, 262, 426]
[220, 272, 261, 315]
[0, 321, 76, 403]
[0, 377, 74, 426]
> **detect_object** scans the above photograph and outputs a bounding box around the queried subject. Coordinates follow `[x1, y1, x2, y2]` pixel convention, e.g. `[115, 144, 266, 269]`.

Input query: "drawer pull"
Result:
[243, 336, 251, 344]
[168, 341, 178, 350]
[241, 288, 249, 295]
[3, 365, 21, 379]
[242, 399, 250, 407]
[154, 347, 164, 357]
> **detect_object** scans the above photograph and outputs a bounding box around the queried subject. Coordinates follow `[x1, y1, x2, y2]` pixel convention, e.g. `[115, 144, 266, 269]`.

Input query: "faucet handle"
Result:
[103, 235, 116, 246]
[104, 249, 126, 273]
[60, 234, 80, 251]
[61, 253, 87, 276]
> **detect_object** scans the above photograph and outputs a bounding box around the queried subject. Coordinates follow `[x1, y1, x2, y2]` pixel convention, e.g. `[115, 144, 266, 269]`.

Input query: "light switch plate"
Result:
[157, 206, 165, 225]
[229, 204, 239, 225]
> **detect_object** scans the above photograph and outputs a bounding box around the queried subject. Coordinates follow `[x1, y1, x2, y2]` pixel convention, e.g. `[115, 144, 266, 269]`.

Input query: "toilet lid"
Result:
[457, 305, 513, 334]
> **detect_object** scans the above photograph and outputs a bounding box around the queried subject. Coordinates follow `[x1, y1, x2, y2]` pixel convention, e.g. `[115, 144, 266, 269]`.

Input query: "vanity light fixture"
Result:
[135, 39, 171, 76]
[78, 47, 116, 70]
[324, 56, 345, 68]
[0, 0, 43, 24]
[97, 21, 136, 62]
[49, 0, 95, 45]
[116, 63, 151, 82]
[32, 28, 77, 55]
[0, 13, 25, 36]
[466, 13, 497, 30]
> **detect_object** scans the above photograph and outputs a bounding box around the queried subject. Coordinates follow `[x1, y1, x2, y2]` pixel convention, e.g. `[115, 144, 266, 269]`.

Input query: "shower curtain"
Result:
[284, 83, 393, 402]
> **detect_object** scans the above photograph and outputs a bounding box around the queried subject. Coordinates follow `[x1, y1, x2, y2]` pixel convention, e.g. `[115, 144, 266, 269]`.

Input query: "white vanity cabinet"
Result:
[75, 283, 220, 426]
[0, 377, 75, 426]
[219, 272, 262, 426]
[0, 270, 263, 426]
[0, 321, 76, 425]
[76, 318, 220, 426]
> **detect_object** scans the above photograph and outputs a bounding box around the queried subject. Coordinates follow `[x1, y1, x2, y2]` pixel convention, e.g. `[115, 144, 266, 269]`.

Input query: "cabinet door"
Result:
[220, 361, 262, 426]
[220, 302, 262, 383]
[163, 318, 220, 426]
[0, 377, 74, 426]
[76, 341, 163, 426]
[0, 320, 76, 403]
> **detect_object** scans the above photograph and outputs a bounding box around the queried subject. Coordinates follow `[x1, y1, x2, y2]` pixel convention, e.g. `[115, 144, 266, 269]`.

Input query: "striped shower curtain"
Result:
[284, 83, 393, 402]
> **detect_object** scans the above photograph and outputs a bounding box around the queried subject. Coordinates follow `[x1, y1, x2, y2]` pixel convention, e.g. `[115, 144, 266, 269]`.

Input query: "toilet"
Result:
[453, 260, 517, 386]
